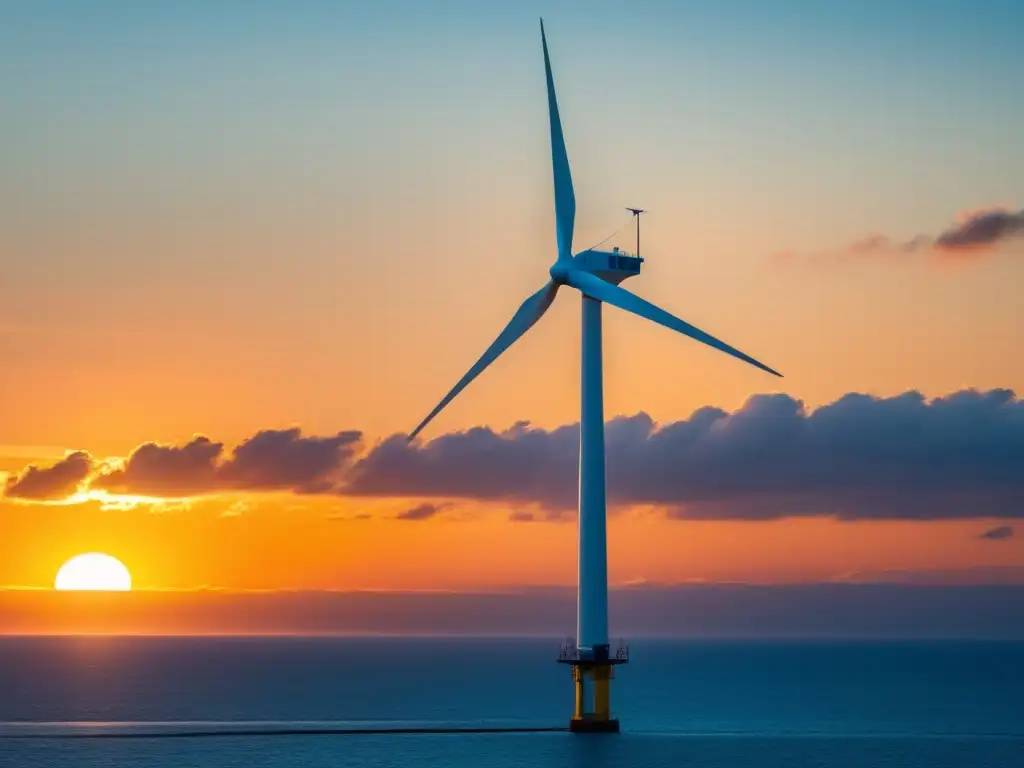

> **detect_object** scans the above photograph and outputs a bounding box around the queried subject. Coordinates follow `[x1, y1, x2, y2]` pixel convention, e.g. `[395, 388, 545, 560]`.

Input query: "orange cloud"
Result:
[91, 429, 362, 497]
[4, 451, 93, 501]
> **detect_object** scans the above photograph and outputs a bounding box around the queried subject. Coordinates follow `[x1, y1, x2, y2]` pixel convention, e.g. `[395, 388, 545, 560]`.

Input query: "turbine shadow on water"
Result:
[407, 18, 782, 733]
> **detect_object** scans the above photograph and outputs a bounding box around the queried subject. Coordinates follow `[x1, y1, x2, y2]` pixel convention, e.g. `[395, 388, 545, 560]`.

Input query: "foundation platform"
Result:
[558, 640, 628, 733]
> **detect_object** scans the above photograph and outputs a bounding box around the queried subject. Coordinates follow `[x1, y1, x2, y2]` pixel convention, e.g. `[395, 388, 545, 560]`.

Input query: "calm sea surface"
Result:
[0, 637, 1021, 767]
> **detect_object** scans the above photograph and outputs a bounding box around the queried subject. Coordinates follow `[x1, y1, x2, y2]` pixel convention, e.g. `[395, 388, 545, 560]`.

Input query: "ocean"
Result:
[0, 637, 1021, 767]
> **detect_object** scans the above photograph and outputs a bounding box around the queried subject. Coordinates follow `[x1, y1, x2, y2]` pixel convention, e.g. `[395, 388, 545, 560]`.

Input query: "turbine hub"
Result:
[549, 261, 572, 284]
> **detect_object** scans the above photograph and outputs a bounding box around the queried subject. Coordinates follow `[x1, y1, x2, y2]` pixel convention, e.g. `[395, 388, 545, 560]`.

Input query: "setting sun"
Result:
[54, 553, 132, 592]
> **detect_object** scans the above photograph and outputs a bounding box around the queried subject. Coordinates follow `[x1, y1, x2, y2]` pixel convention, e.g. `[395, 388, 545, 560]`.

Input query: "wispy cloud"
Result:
[327, 511, 372, 521]
[395, 502, 449, 521]
[219, 499, 251, 519]
[979, 525, 1014, 541]
[509, 510, 540, 522]
[772, 206, 1024, 266]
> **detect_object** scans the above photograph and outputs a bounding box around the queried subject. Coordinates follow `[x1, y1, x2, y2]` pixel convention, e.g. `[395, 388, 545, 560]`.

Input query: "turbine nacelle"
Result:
[572, 249, 643, 286]
[550, 250, 642, 287]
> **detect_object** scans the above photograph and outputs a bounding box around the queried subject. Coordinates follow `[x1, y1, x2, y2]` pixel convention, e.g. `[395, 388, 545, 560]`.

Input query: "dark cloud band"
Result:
[347, 388, 1024, 520]
[6, 389, 1024, 521]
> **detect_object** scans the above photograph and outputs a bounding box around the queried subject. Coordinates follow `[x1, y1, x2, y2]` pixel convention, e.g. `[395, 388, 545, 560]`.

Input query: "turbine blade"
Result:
[408, 281, 560, 440]
[565, 270, 782, 378]
[540, 19, 575, 261]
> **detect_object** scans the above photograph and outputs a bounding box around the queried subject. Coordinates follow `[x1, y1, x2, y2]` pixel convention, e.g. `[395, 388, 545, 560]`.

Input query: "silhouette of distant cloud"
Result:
[91, 428, 362, 498]
[507, 508, 574, 522]
[221, 429, 362, 493]
[348, 388, 1024, 520]
[845, 233, 931, 257]
[3, 451, 93, 500]
[508, 508, 573, 523]
[348, 422, 579, 506]
[935, 208, 1024, 251]
[509, 510, 540, 522]
[773, 206, 1024, 265]
[396, 502, 448, 521]
[979, 525, 1014, 541]
[92, 437, 221, 496]
[7, 388, 1024, 520]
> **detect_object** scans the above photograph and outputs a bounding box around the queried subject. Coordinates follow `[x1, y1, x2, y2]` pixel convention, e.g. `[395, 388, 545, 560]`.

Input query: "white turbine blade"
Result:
[566, 270, 782, 378]
[540, 19, 575, 262]
[408, 281, 560, 440]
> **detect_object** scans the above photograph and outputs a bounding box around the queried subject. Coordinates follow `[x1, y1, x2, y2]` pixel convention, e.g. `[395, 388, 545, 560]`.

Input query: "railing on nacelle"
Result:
[576, 248, 643, 276]
[580, 246, 640, 259]
[607, 246, 638, 259]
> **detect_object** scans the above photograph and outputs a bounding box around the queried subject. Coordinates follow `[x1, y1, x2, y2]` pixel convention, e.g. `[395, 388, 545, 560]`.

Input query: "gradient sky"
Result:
[2, 1, 1024, 632]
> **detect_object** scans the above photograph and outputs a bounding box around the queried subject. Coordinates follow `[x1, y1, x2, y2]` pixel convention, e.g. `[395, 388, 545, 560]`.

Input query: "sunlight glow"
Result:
[54, 553, 132, 591]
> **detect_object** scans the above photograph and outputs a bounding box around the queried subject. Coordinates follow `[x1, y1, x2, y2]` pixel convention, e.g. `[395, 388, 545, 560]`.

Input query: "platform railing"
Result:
[557, 638, 629, 663]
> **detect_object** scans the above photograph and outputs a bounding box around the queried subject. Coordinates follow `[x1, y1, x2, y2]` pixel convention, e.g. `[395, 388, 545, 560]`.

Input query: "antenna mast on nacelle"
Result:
[626, 207, 645, 258]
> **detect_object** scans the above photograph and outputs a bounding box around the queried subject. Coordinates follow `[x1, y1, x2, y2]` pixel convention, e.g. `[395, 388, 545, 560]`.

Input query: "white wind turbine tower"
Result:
[408, 19, 782, 733]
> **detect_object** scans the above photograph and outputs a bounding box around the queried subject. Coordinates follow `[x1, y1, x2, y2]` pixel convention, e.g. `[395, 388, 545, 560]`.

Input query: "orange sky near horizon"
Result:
[2, 487, 1021, 593]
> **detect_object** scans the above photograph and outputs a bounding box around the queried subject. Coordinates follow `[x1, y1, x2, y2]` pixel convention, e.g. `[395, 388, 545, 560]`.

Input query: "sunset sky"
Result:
[2, 0, 1024, 634]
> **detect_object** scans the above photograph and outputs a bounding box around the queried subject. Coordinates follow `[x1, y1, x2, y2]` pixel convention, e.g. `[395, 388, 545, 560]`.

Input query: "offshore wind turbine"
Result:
[408, 19, 782, 733]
